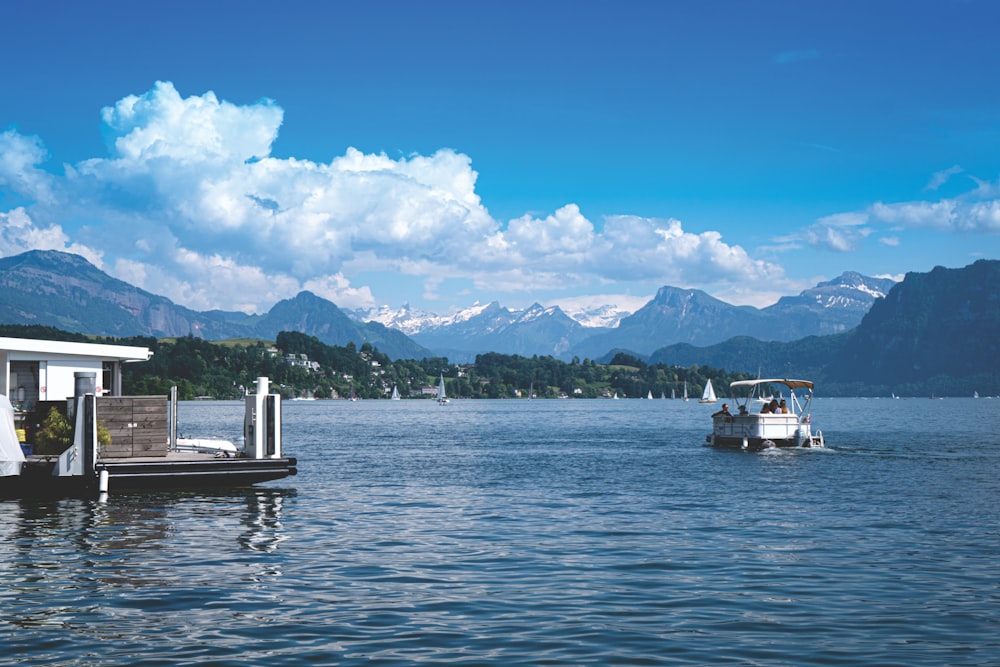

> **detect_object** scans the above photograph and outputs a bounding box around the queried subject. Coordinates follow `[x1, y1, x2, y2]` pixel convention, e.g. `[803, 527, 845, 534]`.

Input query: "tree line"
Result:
[0, 324, 754, 400]
[113, 331, 754, 400]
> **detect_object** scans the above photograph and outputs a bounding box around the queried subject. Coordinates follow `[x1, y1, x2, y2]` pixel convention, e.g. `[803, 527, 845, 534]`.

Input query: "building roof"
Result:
[0, 337, 152, 362]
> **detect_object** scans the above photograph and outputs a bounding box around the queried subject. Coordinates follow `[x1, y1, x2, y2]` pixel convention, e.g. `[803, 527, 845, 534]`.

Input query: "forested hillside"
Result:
[0, 325, 750, 401]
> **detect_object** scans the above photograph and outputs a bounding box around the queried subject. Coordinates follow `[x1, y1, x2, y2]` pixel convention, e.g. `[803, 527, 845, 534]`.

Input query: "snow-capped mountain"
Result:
[406, 302, 610, 362]
[350, 301, 598, 362]
[350, 271, 896, 361]
[349, 302, 499, 336]
[556, 302, 637, 329]
[571, 271, 896, 359]
[352, 298, 633, 334]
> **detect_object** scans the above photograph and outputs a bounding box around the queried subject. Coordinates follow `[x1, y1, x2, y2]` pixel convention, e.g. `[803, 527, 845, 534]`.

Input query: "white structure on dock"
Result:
[0, 337, 296, 497]
[0, 336, 152, 410]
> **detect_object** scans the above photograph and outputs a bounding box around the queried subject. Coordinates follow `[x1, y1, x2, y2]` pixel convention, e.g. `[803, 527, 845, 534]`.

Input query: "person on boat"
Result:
[712, 403, 730, 418]
[760, 401, 773, 414]
[778, 399, 789, 414]
[738, 404, 748, 415]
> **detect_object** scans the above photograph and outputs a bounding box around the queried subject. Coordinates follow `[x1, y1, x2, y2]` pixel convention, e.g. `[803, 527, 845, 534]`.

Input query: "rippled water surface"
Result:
[2, 397, 998, 665]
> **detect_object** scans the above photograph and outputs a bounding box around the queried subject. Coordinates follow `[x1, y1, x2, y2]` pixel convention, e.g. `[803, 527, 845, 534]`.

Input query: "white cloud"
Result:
[0, 81, 807, 313]
[302, 273, 376, 311]
[963, 200, 1000, 232]
[797, 171, 1000, 254]
[505, 204, 595, 257]
[0, 130, 55, 204]
[798, 212, 873, 252]
[925, 165, 963, 191]
[99, 80, 281, 164]
[0, 207, 104, 265]
[498, 208, 782, 287]
[869, 200, 955, 230]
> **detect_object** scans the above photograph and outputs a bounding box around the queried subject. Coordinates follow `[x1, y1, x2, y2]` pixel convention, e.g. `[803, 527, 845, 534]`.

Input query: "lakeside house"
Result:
[1, 336, 152, 412]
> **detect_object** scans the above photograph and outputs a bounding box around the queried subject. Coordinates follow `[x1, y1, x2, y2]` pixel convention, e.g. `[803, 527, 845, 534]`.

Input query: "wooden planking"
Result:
[99, 396, 169, 457]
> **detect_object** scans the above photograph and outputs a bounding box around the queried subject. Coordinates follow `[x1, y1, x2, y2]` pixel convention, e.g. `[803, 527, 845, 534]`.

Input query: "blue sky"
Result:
[2, 0, 999, 319]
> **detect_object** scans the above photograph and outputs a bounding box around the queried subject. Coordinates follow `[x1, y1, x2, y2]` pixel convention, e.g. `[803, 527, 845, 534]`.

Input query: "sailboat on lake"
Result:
[391, 385, 401, 400]
[698, 379, 717, 404]
[436, 374, 450, 404]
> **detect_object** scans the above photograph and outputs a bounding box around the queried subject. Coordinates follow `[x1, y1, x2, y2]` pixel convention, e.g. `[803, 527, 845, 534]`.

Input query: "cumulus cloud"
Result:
[99, 80, 281, 164]
[497, 207, 782, 287]
[1, 81, 787, 312]
[0, 207, 104, 265]
[0, 130, 56, 204]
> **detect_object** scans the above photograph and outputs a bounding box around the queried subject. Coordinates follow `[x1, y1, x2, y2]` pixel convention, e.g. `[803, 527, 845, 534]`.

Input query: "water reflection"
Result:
[238, 489, 291, 553]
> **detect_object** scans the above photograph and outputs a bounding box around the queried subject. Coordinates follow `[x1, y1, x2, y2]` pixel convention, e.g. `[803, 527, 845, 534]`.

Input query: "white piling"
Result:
[98, 468, 110, 501]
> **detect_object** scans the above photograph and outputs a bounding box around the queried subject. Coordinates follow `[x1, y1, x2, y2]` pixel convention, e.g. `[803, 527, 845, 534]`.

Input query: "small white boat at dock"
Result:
[707, 378, 824, 451]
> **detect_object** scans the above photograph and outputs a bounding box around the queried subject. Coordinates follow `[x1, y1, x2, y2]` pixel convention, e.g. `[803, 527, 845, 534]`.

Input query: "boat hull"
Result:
[708, 414, 823, 451]
[1, 455, 297, 498]
[708, 434, 822, 451]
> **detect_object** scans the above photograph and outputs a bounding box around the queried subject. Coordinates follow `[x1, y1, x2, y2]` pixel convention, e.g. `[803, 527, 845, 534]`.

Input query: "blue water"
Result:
[2, 398, 998, 665]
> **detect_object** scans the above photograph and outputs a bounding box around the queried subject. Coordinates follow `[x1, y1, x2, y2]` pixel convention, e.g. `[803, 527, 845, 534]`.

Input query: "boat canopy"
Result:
[730, 378, 814, 392]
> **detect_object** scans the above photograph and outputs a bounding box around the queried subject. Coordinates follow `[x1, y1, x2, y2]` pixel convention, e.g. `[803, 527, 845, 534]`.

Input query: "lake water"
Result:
[2, 397, 998, 665]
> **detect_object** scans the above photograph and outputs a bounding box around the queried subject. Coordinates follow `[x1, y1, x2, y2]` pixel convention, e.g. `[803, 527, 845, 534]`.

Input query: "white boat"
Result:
[698, 379, 717, 404]
[683, 382, 689, 401]
[671, 388, 676, 399]
[391, 385, 401, 400]
[175, 437, 240, 457]
[647, 390, 654, 400]
[707, 378, 824, 450]
[437, 374, 450, 404]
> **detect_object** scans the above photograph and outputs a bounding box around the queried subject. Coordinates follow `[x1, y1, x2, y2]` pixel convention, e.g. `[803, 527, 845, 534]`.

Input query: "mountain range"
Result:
[645, 259, 1000, 395]
[0, 249, 894, 363]
[2, 249, 995, 393]
[346, 272, 894, 362]
[0, 251, 431, 360]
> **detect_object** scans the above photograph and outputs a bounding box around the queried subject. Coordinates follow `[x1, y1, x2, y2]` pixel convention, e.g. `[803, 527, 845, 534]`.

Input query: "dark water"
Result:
[2, 397, 998, 665]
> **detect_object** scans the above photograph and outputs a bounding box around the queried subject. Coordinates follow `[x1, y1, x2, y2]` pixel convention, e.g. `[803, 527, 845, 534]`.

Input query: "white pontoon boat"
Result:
[707, 378, 824, 450]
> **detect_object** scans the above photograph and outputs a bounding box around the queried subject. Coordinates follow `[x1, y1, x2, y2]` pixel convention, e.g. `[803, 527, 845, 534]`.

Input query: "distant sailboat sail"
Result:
[698, 379, 717, 404]
[437, 374, 449, 404]
[683, 382, 689, 401]
[391, 385, 401, 400]
[647, 390, 653, 400]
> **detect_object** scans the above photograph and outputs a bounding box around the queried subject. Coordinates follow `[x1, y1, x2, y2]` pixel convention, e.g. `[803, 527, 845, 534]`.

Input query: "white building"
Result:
[0, 337, 152, 411]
